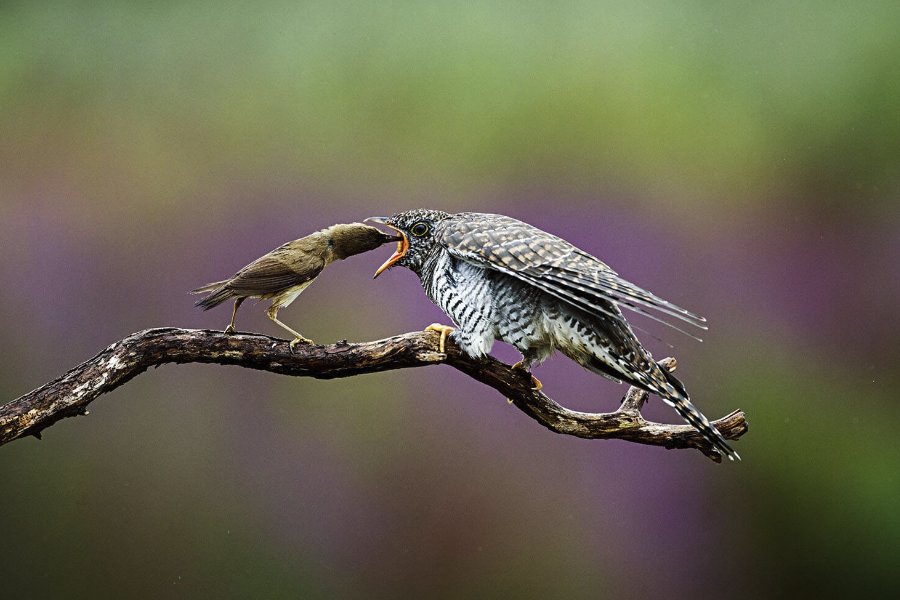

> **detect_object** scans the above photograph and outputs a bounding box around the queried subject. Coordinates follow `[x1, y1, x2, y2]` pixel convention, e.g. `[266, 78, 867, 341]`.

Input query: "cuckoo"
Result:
[191, 223, 399, 352]
[366, 210, 738, 461]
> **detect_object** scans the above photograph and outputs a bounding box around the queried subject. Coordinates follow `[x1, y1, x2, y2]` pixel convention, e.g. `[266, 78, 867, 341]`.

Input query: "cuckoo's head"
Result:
[366, 209, 451, 276]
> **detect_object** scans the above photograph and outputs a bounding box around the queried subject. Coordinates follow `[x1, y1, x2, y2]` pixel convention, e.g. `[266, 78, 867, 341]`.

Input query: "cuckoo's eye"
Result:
[411, 222, 429, 237]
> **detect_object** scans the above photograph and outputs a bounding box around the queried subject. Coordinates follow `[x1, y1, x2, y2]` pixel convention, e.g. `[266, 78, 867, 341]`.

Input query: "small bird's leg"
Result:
[425, 323, 455, 354]
[265, 305, 313, 353]
[224, 298, 245, 334]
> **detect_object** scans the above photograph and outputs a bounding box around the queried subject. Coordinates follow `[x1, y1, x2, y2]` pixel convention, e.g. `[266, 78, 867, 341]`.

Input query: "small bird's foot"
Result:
[425, 323, 455, 354]
[511, 361, 543, 390]
[224, 325, 236, 334]
[289, 336, 313, 354]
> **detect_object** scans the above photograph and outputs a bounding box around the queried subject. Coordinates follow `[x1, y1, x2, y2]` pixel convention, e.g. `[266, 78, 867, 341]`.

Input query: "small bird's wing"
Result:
[438, 213, 707, 337]
[223, 239, 326, 298]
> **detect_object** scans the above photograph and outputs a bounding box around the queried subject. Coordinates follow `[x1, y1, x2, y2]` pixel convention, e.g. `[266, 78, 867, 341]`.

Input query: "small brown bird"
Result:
[191, 223, 399, 352]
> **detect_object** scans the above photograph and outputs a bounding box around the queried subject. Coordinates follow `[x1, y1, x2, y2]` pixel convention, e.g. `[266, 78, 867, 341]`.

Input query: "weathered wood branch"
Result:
[0, 328, 747, 461]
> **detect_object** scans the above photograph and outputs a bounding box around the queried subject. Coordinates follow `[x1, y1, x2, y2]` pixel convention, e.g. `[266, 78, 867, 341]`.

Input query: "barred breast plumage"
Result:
[366, 209, 738, 461]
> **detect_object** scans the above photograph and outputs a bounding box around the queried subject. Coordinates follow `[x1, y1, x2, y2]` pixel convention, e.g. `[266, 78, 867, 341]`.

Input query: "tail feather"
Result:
[659, 369, 740, 461]
[190, 281, 234, 311]
[190, 280, 227, 295]
[584, 353, 740, 461]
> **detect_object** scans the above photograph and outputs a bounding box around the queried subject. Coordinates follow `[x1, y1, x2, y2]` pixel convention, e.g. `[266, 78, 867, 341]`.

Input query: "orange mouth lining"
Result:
[372, 225, 408, 278]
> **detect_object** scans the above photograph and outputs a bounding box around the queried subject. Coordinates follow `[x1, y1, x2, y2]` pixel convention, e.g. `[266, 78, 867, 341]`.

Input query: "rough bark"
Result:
[0, 328, 747, 461]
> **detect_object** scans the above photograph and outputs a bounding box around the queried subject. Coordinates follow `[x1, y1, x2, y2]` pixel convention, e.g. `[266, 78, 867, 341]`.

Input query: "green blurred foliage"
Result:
[2, 0, 897, 214]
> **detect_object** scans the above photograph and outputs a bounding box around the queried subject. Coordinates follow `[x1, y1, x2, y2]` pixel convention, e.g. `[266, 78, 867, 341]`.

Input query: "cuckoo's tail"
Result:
[581, 351, 739, 461]
[660, 369, 740, 461]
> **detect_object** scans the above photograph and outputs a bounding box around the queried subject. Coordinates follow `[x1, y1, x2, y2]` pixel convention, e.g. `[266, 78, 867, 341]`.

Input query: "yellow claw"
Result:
[289, 336, 313, 354]
[507, 362, 543, 404]
[511, 361, 543, 390]
[224, 298, 244, 334]
[425, 323, 455, 354]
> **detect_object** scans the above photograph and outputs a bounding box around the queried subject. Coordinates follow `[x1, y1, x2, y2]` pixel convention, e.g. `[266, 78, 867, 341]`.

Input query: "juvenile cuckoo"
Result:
[191, 223, 398, 352]
[366, 209, 738, 461]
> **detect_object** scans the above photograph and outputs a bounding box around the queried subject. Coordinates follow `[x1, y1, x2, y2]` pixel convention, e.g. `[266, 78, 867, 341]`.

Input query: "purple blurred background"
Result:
[2, 2, 898, 598]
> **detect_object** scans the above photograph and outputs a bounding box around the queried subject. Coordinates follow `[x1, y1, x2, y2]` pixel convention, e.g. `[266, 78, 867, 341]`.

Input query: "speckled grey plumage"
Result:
[372, 209, 738, 460]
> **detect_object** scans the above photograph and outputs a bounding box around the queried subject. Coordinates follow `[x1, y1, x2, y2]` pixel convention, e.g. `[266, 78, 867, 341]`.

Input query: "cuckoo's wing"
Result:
[438, 213, 707, 337]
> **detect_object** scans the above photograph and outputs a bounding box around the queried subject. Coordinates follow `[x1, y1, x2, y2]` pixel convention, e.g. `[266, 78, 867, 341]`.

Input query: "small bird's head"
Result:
[326, 223, 403, 260]
[366, 209, 451, 277]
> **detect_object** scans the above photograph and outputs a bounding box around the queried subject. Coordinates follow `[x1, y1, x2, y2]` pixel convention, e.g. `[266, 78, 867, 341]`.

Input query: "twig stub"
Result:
[0, 328, 747, 461]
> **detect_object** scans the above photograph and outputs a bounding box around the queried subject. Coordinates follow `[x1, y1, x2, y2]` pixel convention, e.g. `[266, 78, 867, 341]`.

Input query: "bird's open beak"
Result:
[365, 217, 408, 278]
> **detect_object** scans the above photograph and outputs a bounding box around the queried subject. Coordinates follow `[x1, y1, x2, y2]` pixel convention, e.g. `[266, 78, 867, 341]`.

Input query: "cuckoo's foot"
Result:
[511, 361, 543, 390]
[425, 323, 455, 354]
[289, 335, 313, 354]
[507, 361, 543, 404]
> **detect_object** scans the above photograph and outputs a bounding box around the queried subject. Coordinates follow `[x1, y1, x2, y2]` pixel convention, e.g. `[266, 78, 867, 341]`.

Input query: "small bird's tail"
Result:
[658, 368, 740, 461]
[189, 281, 233, 311]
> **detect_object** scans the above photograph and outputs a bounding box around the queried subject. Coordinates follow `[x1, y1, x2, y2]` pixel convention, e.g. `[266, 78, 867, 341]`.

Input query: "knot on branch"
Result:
[0, 328, 747, 461]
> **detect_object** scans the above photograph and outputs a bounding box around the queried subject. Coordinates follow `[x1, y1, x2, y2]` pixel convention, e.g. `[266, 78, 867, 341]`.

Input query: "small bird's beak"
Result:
[365, 217, 408, 279]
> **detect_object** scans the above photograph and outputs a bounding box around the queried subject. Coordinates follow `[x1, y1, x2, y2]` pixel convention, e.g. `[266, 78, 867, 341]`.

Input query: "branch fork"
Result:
[0, 328, 747, 461]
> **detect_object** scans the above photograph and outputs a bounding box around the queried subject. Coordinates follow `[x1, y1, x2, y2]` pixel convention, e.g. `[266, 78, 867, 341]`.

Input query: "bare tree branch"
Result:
[0, 328, 747, 461]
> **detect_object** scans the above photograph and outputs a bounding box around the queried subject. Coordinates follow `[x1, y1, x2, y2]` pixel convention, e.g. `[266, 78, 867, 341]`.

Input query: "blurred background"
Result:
[1, 1, 898, 598]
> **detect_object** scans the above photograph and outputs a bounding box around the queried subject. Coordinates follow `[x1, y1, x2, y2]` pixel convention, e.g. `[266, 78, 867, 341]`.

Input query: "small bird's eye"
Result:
[411, 223, 429, 237]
